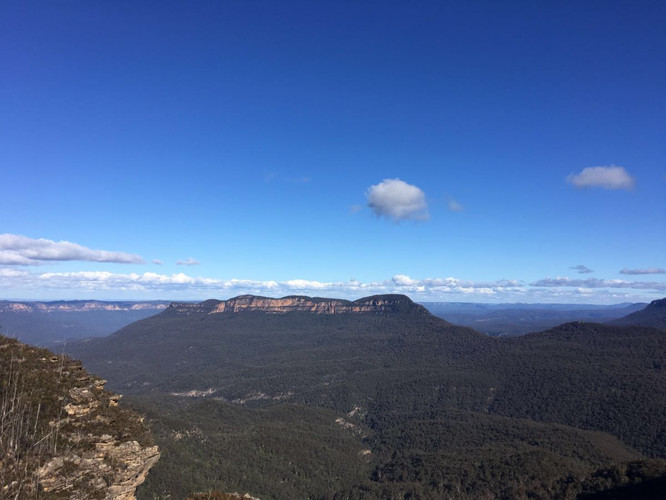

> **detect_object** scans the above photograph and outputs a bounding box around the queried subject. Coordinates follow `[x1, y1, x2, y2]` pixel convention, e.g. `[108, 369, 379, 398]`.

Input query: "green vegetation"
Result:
[129, 394, 666, 499]
[187, 492, 259, 500]
[610, 298, 666, 330]
[64, 296, 666, 499]
[0, 335, 154, 499]
[130, 396, 371, 500]
[422, 302, 646, 336]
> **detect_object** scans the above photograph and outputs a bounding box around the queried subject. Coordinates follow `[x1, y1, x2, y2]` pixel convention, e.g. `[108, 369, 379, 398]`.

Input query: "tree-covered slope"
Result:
[67, 301, 487, 405]
[609, 298, 666, 329]
[65, 295, 666, 499]
[488, 322, 666, 457]
[422, 301, 646, 336]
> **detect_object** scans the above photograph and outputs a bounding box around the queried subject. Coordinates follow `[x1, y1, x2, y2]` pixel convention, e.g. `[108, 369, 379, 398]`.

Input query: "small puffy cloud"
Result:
[392, 274, 419, 286]
[152, 259, 163, 265]
[570, 265, 593, 274]
[0, 234, 144, 265]
[447, 199, 463, 212]
[176, 258, 200, 266]
[620, 268, 666, 275]
[566, 166, 635, 190]
[366, 179, 429, 222]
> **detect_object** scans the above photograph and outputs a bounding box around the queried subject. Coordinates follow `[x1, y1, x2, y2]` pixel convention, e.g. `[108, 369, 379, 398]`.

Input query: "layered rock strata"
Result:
[0, 336, 159, 499]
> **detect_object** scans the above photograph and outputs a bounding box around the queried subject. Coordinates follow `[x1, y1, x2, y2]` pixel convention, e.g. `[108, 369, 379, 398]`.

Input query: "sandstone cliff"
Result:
[166, 294, 428, 316]
[0, 335, 159, 499]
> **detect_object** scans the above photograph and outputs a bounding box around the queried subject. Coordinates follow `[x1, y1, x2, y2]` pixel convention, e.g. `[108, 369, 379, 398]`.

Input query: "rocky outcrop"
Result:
[0, 335, 159, 499]
[166, 294, 429, 316]
[36, 439, 159, 500]
[187, 493, 261, 500]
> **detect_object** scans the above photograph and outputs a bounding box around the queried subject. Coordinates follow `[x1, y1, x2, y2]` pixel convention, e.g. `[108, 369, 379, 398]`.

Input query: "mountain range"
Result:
[63, 293, 666, 499]
[421, 301, 647, 336]
[0, 296, 650, 348]
[0, 300, 169, 347]
[609, 298, 666, 330]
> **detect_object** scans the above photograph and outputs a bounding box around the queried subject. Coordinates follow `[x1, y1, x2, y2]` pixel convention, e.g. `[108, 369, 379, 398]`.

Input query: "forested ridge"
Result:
[609, 298, 666, 330]
[65, 295, 666, 499]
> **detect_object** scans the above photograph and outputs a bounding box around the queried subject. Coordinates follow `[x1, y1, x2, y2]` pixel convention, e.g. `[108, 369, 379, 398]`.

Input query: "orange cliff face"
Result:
[211, 296, 343, 314]
[166, 294, 428, 316]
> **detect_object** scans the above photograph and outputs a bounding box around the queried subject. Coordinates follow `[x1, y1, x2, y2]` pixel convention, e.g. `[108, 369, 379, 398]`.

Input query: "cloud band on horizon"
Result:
[620, 268, 666, 275]
[1, 269, 663, 302]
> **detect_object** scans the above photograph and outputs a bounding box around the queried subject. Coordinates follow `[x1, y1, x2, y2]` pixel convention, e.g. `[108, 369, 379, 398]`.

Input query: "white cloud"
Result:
[366, 179, 429, 222]
[152, 259, 163, 265]
[0, 234, 144, 265]
[0, 270, 523, 298]
[447, 200, 463, 212]
[1, 269, 663, 303]
[620, 268, 666, 275]
[176, 258, 200, 266]
[32, 271, 221, 291]
[285, 279, 330, 289]
[531, 276, 666, 291]
[0, 268, 30, 278]
[389, 275, 523, 293]
[392, 274, 419, 286]
[566, 166, 635, 190]
[570, 265, 593, 274]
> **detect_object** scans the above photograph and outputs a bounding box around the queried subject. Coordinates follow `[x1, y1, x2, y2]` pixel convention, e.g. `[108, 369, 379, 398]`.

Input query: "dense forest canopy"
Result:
[61, 294, 666, 499]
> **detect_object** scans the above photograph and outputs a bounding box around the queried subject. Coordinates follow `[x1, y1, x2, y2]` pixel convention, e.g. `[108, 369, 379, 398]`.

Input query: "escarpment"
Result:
[0, 335, 159, 499]
[166, 293, 429, 316]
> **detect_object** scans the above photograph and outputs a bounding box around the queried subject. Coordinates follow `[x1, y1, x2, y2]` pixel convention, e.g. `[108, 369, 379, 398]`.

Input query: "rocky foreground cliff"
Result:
[0, 335, 159, 499]
[166, 293, 429, 316]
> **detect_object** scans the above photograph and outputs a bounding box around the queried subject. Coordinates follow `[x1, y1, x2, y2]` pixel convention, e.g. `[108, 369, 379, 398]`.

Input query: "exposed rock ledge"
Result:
[166, 294, 428, 316]
[0, 335, 159, 499]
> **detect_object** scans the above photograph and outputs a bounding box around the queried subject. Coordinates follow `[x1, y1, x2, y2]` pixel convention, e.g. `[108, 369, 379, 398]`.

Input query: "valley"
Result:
[421, 302, 647, 336]
[6, 3, 664, 498]
[61, 294, 666, 499]
[0, 300, 170, 347]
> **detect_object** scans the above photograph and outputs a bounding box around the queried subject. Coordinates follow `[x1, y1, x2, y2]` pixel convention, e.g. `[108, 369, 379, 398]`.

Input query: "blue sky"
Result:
[1, 0, 665, 303]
